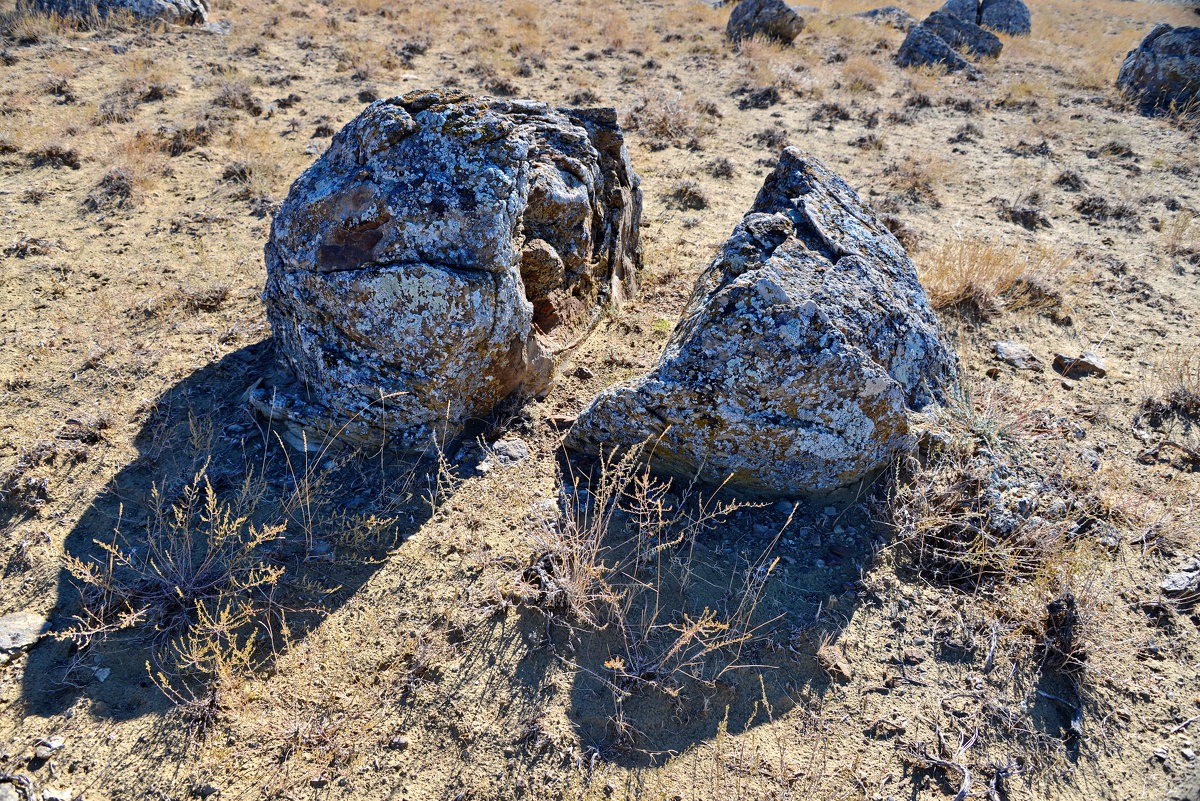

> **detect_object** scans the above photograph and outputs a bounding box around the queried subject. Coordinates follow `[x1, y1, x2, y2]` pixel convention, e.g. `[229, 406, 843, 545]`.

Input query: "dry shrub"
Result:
[1137, 346, 1200, 457]
[916, 236, 1072, 315]
[622, 92, 712, 146]
[735, 35, 810, 92]
[1163, 210, 1200, 258]
[508, 444, 778, 694]
[840, 55, 885, 93]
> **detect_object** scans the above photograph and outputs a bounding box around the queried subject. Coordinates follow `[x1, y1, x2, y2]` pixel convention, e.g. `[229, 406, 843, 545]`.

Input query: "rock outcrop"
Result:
[921, 10, 1002, 58]
[260, 90, 642, 453]
[726, 0, 806, 44]
[32, 0, 208, 23]
[896, 24, 984, 78]
[1117, 24, 1200, 115]
[565, 148, 958, 495]
[853, 6, 917, 30]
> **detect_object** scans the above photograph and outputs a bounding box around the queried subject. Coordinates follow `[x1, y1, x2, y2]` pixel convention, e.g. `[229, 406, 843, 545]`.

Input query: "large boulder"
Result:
[565, 148, 958, 495]
[978, 0, 1031, 35]
[726, 0, 806, 44]
[260, 89, 642, 453]
[1117, 24, 1200, 115]
[895, 24, 984, 78]
[922, 10, 1002, 58]
[31, 0, 208, 23]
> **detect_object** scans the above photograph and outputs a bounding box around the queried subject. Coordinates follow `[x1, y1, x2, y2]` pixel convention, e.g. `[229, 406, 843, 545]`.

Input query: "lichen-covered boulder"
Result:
[31, 0, 208, 23]
[260, 90, 642, 453]
[1117, 24, 1200, 115]
[565, 148, 958, 495]
[726, 0, 806, 44]
[922, 10, 1002, 58]
[853, 6, 918, 30]
[978, 0, 1030, 35]
[896, 25, 984, 78]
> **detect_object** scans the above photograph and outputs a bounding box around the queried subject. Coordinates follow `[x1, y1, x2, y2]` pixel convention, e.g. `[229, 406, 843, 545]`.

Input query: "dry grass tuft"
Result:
[917, 235, 1073, 316]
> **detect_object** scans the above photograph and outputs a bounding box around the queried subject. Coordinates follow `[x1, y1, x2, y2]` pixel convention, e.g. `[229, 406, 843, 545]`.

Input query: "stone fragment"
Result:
[1052, 352, 1107, 379]
[0, 612, 48, 660]
[566, 148, 957, 495]
[992, 341, 1042, 371]
[260, 90, 642, 453]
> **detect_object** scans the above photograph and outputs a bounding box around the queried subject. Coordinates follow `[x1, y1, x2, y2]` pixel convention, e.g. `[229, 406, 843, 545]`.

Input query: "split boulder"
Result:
[896, 24, 984, 78]
[260, 90, 642, 453]
[565, 148, 958, 495]
[921, 10, 1002, 58]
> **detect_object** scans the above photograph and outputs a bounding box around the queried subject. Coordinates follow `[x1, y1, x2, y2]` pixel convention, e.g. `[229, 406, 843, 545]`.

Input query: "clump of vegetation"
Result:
[916, 236, 1072, 316]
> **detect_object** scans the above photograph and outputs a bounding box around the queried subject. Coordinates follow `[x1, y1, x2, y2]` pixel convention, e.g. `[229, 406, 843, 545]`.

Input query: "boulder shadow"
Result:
[542, 453, 882, 768]
[20, 340, 450, 721]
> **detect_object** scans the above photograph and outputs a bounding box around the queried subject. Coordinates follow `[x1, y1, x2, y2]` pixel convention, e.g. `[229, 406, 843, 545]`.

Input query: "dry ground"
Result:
[1, 0, 1200, 799]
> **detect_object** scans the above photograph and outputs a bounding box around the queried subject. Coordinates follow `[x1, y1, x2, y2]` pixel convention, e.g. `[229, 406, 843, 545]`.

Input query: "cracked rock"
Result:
[261, 89, 642, 453]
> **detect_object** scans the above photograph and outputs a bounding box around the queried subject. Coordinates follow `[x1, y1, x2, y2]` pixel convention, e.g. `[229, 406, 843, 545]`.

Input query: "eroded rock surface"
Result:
[1118, 24, 1200, 115]
[32, 0, 208, 23]
[261, 89, 641, 452]
[566, 148, 957, 495]
[726, 0, 806, 44]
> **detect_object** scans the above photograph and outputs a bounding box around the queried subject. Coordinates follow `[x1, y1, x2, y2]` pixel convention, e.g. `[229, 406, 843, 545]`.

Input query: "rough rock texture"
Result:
[726, 0, 806, 44]
[921, 10, 1002, 58]
[978, 0, 1030, 35]
[261, 89, 642, 453]
[938, 0, 978, 23]
[1117, 24, 1200, 114]
[31, 0, 208, 23]
[565, 148, 958, 495]
[0, 612, 48, 663]
[853, 6, 917, 30]
[896, 24, 984, 78]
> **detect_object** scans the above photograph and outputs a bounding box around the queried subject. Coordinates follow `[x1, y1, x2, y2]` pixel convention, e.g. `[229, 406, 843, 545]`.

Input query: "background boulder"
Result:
[260, 90, 642, 453]
[896, 24, 984, 77]
[726, 0, 806, 44]
[1117, 24, 1200, 114]
[565, 148, 958, 495]
[922, 10, 1003, 58]
[31, 0, 209, 23]
[978, 0, 1031, 35]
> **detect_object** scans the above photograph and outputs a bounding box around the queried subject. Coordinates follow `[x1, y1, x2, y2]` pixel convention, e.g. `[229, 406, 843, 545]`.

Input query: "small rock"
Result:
[853, 6, 917, 30]
[1154, 746, 1169, 761]
[773, 500, 795, 515]
[42, 788, 74, 801]
[992, 341, 1042, 371]
[34, 736, 65, 759]
[817, 644, 853, 681]
[1184, 748, 1196, 761]
[490, 438, 530, 466]
[387, 734, 410, 750]
[0, 612, 49, 661]
[1053, 352, 1107, 379]
[94, 666, 111, 683]
[1161, 571, 1199, 596]
[0, 783, 20, 801]
[572, 365, 595, 380]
